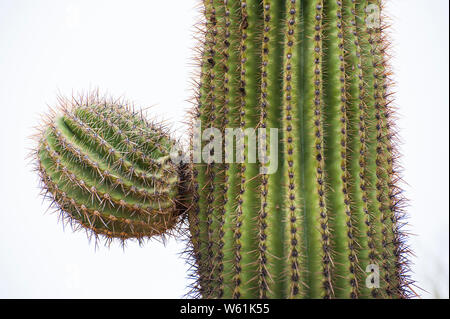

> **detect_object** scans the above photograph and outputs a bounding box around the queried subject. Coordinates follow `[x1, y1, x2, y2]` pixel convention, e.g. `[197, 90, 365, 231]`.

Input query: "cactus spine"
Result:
[189, 0, 409, 299]
[34, 94, 182, 244]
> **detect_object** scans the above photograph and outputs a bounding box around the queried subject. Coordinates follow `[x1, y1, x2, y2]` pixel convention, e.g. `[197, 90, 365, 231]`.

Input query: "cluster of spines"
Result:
[34, 93, 181, 245]
[187, 0, 411, 299]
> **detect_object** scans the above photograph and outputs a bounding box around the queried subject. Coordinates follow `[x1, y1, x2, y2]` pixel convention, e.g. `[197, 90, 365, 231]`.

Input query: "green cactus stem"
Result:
[30, 0, 411, 300]
[188, 0, 410, 299]
[33, 93, 182, 244]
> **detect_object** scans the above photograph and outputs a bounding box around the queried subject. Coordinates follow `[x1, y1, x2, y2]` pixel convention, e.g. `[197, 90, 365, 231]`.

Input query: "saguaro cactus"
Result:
[33, 94, 182, 244]
[32, 0, 410, 300]
[188, 0, 409, 299]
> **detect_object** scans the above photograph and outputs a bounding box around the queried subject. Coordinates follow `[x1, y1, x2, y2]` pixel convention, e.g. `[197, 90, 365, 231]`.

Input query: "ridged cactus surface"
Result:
[34, 94, 182, 243]
[188, 0, 409, 299]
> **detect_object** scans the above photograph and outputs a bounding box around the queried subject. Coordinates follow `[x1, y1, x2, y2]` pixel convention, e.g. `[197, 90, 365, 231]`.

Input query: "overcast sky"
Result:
[0, 0, 448, 298]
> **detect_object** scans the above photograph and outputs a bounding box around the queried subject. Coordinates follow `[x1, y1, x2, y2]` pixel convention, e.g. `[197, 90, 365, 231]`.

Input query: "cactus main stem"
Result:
[190, 0, 408, 299]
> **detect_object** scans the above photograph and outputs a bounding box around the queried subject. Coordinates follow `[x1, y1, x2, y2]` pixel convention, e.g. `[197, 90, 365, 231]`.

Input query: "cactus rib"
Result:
[33, 93, 182, 244]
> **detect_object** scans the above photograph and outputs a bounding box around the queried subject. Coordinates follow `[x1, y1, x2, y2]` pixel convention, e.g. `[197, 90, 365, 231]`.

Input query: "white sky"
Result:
[0, 0, 448, 298]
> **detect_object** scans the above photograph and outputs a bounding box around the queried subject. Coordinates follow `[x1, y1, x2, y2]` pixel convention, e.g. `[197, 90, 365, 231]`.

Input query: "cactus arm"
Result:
[35, 94, 181, 243]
